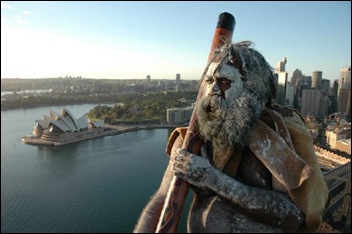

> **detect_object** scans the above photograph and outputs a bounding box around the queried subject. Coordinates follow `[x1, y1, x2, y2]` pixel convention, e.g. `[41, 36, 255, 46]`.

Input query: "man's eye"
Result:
[220, 78, 231, 84]
[205, 77, 214, 84]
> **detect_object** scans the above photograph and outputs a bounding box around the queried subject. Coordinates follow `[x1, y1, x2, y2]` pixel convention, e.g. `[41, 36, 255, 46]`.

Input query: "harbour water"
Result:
[1, 104, 191, 233]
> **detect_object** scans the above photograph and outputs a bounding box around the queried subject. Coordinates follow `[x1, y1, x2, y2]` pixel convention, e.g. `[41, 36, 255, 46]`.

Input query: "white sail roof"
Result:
[77, 114, 89, 130]
[34, 108, 102, 133]
[62, 108, 79, 131]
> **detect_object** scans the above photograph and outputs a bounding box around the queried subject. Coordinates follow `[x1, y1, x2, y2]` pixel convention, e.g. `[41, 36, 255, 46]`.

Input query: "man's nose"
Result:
[209, 82, 222, 96]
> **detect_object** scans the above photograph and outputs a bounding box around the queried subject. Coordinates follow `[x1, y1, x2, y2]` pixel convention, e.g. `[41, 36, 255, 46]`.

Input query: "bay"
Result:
[1, 104, 190, 233]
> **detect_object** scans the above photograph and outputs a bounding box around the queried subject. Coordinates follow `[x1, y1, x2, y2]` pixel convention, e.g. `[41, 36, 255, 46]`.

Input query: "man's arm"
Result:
[173, 149, 305, 232]
[133, 134, 184, 233]
[133, 162, 174, 233]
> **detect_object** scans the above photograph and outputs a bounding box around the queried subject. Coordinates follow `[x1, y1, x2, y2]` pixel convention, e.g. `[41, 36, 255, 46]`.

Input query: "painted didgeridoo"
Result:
[155, 12, 235, 233]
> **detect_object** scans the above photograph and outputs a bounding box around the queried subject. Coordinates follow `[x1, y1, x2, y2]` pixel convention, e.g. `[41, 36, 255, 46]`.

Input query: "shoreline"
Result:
[22, 124, 186, 147]
[1, 102, 115, 111]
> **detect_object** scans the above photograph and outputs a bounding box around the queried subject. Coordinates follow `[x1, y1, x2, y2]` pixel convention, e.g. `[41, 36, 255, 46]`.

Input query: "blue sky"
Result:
[1, 1, 351, 83]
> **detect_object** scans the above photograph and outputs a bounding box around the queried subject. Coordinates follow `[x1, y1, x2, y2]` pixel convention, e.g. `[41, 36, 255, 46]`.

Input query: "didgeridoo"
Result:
[155, 12, 235, 233]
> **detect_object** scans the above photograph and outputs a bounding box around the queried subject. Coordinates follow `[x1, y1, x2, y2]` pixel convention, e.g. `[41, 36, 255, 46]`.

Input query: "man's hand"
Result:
[172, 148, 304, 232]
[173, 148, 215, 188]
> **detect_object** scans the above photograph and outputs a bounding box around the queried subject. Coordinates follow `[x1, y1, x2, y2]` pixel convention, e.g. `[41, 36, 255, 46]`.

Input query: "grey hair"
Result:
[203, 41, 276, 106]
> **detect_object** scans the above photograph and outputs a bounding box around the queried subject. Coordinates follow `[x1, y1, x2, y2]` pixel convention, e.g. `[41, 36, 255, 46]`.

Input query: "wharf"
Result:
[22, 124, 180, 146]
[22, 125, 136, 146]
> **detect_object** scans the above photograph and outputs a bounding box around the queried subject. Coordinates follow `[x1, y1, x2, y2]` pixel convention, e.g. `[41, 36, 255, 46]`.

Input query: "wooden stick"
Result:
[155, 12, 235, 233]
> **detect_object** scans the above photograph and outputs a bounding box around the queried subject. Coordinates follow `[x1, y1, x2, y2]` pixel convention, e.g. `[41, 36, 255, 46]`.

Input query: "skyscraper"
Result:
[275, 57, 288, 106]
[319, 92, 330, 116]
[329, 79, 339, 114]
[338, 89, 351, 115]
[176, 73, 181, 86]
[301, 89, 321, 117]
[276, 57, 287, 72]
[145, 74, 151, 89]
[321, 79, 330, 93]
[311, 71, 322, 90]
[290, 69, 303, 86]
[339, 66, 351, 90]
[286, 84, 295, 107]
[338, 66, 351, 116]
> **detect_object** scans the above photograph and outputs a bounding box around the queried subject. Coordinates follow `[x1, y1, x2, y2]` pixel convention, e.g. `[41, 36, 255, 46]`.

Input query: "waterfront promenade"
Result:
[22, 124, 183, 147]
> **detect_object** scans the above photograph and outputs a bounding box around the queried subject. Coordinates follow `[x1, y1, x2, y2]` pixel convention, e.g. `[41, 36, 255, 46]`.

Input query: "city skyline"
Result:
[1, 1, 351, 83]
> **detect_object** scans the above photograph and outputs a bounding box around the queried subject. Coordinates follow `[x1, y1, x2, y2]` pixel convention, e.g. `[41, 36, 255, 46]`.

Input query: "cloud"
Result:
[14, 19, 28, 24]
[22, 11, 33, 15]
[1, 2, 13, 9]
[12, 15, 28, 24]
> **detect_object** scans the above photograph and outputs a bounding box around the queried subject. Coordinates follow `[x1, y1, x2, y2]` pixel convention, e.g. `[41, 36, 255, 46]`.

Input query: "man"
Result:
[134, 41, 328, 233]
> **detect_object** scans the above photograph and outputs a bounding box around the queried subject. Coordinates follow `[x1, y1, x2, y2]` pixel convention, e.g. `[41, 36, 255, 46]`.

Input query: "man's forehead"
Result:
[206, 58, 242, 81]
[206, 61, 221, 78]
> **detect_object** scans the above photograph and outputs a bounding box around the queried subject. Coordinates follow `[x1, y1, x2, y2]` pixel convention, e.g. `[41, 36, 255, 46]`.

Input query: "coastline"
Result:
[22, 124, 186, 147]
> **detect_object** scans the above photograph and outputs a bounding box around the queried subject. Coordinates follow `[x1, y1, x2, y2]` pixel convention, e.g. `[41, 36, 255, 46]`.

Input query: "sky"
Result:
[1, 1, 351, 83]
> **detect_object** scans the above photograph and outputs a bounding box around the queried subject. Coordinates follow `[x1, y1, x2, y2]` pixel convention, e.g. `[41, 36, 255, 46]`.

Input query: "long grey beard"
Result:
[196, 92, 262, 149]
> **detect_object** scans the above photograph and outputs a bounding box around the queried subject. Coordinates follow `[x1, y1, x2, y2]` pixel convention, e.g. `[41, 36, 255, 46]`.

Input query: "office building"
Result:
[301, 89, 321, 117]
[176, 73, 181, 86]
[311, 71, 322, 90]
[321, 79, 330, 93]
[337, 66, 351, 116]
[339, 66, 351, 91]
[275, 57, 288, 106]
[338, 89, 351, 115]
[167, 107, 193, 125]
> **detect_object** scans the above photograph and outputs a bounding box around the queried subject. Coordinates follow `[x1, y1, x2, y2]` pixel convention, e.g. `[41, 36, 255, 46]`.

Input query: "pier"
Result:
[22, 124, 181, 147]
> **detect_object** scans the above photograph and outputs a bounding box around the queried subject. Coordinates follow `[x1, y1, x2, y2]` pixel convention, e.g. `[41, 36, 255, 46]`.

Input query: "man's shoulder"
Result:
[271, 104, 305, 122]
[271, 104, 308, 132]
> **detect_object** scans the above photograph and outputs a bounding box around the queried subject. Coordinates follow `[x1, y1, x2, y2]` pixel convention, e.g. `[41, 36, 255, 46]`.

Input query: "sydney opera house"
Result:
[22, 108, 107, 146]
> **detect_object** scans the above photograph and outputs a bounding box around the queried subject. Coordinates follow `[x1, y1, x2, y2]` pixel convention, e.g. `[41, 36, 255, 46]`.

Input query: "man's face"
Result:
[204, 57, 243, 97]
[195, 55, 262, 149]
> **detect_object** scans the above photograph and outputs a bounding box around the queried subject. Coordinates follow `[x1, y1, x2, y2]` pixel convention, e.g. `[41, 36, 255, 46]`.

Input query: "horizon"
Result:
[1, 1, 351, 83]
[0, 76, 197, 81]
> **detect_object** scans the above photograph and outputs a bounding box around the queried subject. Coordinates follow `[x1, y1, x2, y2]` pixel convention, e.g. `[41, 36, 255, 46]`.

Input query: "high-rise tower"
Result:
[311, 71, 322, 90]
[339, 66, 351, 90]
[338, 66, 351, 115]
[176, 73, 181, 86]
[275, 57, 288, 106]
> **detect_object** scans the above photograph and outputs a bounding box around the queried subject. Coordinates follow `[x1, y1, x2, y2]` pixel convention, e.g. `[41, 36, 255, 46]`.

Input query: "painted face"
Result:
[202, 57, 245, 109]
[196, 42, 276, 149]
[196, 50, 263, 148]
